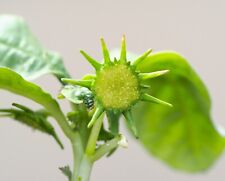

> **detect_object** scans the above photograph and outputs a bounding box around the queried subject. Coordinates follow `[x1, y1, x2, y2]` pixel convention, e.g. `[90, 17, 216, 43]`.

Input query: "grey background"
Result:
[0, 0, 225, 180]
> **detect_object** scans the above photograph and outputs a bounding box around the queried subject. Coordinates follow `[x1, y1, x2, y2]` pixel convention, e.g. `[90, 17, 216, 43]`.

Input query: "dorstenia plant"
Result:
[0, 15, 224, 181]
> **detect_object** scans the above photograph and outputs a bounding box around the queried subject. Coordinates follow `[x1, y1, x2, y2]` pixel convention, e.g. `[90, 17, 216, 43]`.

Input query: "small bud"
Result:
[118, 134, 128, 148]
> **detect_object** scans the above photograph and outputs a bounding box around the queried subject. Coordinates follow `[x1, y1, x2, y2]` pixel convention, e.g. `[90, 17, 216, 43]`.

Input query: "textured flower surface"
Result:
[62, 36, 172, 137]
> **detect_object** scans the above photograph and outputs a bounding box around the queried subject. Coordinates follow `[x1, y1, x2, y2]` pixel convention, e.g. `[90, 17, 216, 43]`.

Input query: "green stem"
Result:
[76, 155, 93, 181]
[92, 135, 121, 161]
[71, 134, 93, 181]
[71, 133, 84, 179]
[70, 115, 104, 180]
[85, 115, 104, 155]
[52, 110, 75, 141]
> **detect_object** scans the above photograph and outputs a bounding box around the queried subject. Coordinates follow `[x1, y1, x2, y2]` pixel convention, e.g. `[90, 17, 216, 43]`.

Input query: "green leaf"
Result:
[0, 15, 69, 80]
[0, 67, 73, 141]
[133, 51, 225, 172]
[0, 103, 64, 149]
[60, 85, 94, 108]
[59, 165, 72, 181]
[98, 125, 114, 142]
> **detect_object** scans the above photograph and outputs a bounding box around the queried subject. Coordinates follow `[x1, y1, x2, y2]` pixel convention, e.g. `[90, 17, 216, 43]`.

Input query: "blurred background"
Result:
[0, 0, 225, 180]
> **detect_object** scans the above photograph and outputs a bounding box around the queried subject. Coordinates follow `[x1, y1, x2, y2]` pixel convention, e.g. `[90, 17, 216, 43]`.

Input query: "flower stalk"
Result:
[60, 36, 172, 181]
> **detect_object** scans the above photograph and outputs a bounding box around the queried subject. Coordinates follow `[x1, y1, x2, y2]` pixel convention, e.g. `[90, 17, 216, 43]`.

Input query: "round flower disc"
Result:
[94, 64, 140, 110]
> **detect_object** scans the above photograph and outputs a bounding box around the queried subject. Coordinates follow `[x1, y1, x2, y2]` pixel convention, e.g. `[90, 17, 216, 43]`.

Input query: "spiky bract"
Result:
[62, 36, 172, 136]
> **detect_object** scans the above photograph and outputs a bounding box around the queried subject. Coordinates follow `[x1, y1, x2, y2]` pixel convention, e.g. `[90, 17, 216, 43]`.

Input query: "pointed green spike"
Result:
[82, 74, 96, 81]
[123, 111, 138, 138]
[140, 83, 151, 88]
[12, 103, 32, 112]
[52, 132, 64, 149]
[114, 57, 118, 63]
[57, 93, 65, 99]
[61, 78, 93, 89]
[132, 49, 152, 67]
[80, 50, 101, 71]
[88, 105, 104, 128]
[139, 70, 169, 81]
[141, 93, 173, 107]
[100, 38, 111, 64]
[119, 35, 127, 64]
[0, 113, 12, 118]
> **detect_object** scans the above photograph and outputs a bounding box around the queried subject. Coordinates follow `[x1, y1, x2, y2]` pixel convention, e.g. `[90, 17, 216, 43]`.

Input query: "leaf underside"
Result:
[0, 15, 69, 80]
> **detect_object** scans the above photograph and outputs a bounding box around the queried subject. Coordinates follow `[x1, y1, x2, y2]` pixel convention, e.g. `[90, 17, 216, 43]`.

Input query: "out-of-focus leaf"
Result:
[59, 165, 72, 181]
[0, 103, 63, 148]
[133, 51, 225, 172]
[0, 15, 69, 80]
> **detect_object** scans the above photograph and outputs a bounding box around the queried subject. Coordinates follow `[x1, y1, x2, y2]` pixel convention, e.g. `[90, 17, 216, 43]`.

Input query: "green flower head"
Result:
[62, 36, 172, 136]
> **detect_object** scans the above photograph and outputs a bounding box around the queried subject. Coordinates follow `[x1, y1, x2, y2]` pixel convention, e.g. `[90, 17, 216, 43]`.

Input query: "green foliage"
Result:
[0, 67, 72, 139]
[0, 14, 225, 181]
[98, 126, 114, 142]
[0, 15, 69, 80]
[0, 103, 63, 148]
[59, 165, 72, 181]
[0, 67, 61, 115]
[133, 51, 225, 172]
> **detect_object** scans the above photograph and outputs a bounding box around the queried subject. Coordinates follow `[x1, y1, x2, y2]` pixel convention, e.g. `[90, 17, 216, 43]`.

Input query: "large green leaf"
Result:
[134, 51, 225, 172]
[0, 67, 72, 141]
[0, 15, 69, 80]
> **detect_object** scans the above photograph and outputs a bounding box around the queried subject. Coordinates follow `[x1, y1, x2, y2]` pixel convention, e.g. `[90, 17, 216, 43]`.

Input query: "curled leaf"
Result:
[60, 85, 94, 109]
